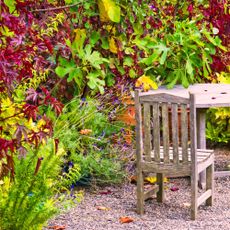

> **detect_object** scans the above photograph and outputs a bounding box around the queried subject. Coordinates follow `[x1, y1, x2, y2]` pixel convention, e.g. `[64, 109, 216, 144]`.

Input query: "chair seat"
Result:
[149, 146, 213, 163]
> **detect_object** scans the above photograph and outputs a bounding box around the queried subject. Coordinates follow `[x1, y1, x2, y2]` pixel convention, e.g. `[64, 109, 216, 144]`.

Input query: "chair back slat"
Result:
[171, 103, 179, 164]
[161, 103, 170, 163]
[181, 104, 189, 162]
[190, 94, 197, 164]
[143, 103, 151, 161]
[152, 102, 160, 162]
[139, 93, 190, 104]
[135, 90, 195, 167]
[135, 90, 143, 163]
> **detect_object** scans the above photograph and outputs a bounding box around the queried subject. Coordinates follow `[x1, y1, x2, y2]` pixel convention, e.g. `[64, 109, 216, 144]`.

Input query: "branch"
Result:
[30, 2, 81, 13]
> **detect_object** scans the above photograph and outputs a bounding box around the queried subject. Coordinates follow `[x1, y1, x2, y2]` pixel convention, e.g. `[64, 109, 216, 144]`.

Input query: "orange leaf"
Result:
[119, 216, 134, 224]
[48, 225, 66, 230]
[130, 175, 137, 184]
[79, 129, 92, 135]
[96, 206, 110, 211]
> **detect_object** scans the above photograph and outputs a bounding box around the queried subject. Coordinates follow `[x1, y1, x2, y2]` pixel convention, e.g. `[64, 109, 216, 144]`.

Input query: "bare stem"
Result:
[30, 2, 81, 13]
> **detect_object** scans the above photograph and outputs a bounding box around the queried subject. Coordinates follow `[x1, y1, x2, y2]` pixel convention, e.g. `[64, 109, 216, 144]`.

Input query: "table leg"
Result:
[197, 109, 206, 189]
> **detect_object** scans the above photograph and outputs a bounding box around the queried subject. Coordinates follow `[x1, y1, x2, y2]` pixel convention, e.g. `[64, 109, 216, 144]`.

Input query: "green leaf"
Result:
[55, 66, 71, 78]
[181, 72, 190, 88]
[84, 45, 108, 69]
[105, 74, 115, 87]
[133, 23, 144, 35]
[101, 37, 109, 49]
[67, 68, 83, 85]
[140, 51, 161, 65]
[55, 58, 76, 78]
[186, 59, 193, 76]
[166, 71, 179, 89]
[87, 71, 105, 94]
[160, 50, 168, 65]
[4, 0, 17, 14]
[90, 31, 100, 46]
[123, 57, 134, 67]
[129, 69, 136, 78]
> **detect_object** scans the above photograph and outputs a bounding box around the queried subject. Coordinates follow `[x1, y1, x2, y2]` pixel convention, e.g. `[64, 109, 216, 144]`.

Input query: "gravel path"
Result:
[47, 149, 230, 230]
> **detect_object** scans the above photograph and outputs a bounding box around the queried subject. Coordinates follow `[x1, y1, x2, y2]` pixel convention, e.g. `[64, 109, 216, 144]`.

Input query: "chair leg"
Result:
[137, 169, 144, 215]
[156, 173, 165, 203]
[191, 173, 198, 220]
[206, 163, 214, 206]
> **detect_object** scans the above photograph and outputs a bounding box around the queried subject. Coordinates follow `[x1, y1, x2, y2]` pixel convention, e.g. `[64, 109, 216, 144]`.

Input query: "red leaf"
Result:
[119, 216, 134, 224]
[170, 186, 179, 192]
[34, 157, 44, 175]
[99, 189, 112, 195]
[50, 97, 64, 115]
[26, 88, 40, 103]
[44, 37, 53, 54]
[23, 104, 38, 120]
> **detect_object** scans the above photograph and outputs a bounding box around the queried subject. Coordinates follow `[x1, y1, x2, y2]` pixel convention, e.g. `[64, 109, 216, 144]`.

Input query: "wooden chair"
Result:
[135, 90, 214, 220]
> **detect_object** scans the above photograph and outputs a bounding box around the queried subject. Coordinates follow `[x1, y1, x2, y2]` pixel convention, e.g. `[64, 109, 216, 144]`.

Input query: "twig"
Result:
[30, 2, 81, 13]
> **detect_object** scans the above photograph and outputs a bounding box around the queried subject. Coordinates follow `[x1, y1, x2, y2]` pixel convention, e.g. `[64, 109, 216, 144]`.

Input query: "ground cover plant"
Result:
[0, 0, 229, 229]
[53, 96, 126, 186]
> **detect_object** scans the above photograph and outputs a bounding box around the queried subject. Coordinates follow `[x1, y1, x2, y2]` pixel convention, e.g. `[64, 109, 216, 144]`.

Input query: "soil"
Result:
[46, 149, 230, 230]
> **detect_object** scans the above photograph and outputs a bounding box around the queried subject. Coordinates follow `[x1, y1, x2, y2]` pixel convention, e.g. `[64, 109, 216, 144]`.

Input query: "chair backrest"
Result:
[135, 90, 197, 168]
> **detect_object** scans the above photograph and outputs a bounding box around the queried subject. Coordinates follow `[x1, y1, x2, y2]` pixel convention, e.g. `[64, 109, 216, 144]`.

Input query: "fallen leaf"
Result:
[119, 216, 134, 224]
[99, 189, 112, 195]
[145, 176, 168, 184]
[130, 175, 137, 184]
[183, 202, 191, 208]
[170, 186, 179, 191]
[48, 225, 66, 230]
[96, 206, 110, 211]
[79, 129, 92, 135]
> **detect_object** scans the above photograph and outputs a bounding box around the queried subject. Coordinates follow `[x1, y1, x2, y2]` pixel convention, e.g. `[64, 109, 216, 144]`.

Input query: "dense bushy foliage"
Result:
[1, 1, 229, 173]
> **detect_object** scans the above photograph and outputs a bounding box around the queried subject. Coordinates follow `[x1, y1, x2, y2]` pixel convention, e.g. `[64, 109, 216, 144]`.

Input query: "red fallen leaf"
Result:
[48, 225, 66, 230]
[170, 186, 179, 192]
[99, 189, 112, 195]
[119, 216, 134, 224]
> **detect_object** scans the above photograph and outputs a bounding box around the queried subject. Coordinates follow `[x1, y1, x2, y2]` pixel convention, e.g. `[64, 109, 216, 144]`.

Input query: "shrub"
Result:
[206, 72, 230, 144]
[54, 97, 125, 186]
[0, 139, 68, 230]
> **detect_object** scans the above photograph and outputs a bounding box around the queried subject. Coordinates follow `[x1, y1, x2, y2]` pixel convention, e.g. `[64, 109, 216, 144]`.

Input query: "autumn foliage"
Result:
[0, 0, 229, 176]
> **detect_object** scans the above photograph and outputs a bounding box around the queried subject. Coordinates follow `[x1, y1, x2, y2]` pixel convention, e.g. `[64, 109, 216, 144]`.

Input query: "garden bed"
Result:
[46, 149, 230, 230]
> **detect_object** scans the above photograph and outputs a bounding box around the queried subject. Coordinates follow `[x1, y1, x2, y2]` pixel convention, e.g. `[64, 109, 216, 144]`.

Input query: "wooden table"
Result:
[142, 83, 230, 188]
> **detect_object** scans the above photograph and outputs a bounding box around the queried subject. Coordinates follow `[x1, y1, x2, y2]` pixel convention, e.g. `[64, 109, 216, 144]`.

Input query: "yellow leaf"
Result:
[98, 0, 120, 23]
[74, 28, 86, 42]
[145, 176, 168, 184]
[37, 119, 46, 128]
[109, 37, 118, 54]
[98, 0, 110, 22]
[105, 25, 116, 35]
[135, 75, 158, 91]
[0, 26, 14, 37]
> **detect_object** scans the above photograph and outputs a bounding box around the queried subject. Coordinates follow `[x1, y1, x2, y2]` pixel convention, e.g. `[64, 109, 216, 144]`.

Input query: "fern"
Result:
[0, 139, 65, 230]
